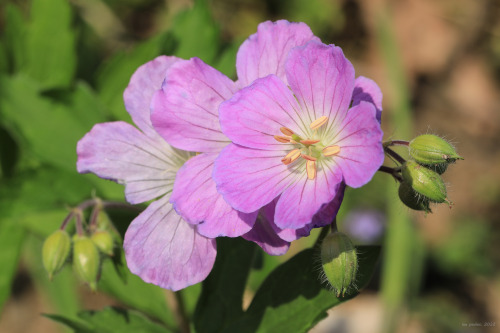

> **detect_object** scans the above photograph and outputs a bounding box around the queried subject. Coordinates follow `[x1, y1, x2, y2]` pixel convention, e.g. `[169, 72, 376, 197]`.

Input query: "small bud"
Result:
[42, 230, 71, 280]
[91, 230, 114, 256]
[398, 180, 431, 212]
[409, 134, 463, 166]
[320, 232, 358, 297]
[402, 160, 447, 203]
[73, 235, 100, 291]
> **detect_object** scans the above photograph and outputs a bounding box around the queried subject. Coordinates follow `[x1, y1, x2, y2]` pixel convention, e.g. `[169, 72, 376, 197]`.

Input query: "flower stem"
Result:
[384, 147, 406, 165]
[383, 140, 409, 147]
[165, 290, 190, 333]
[378, 165, 403, 182]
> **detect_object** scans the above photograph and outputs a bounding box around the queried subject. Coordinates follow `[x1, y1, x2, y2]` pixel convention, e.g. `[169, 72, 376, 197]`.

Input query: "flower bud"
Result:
[409, 134, 462, 166]
[320, 232, 358, 297]
[91, 230, 114, 256]
[402, 160, 447, 203]
[42, 230, 71, 280]
[73, 235, 100, 291]
[398, 180, 431, 212]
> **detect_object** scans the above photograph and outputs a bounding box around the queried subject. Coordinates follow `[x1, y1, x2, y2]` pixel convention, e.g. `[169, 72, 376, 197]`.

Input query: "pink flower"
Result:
[77, 21, 321, 290]
[213, 41, 384, 231]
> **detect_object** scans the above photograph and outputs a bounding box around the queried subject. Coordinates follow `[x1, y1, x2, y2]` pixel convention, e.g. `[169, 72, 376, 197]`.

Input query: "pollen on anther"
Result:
[306, 160, 316, 180]
[322, 145, 341, 157]
[300, 139, 320, 145]
[280, 127, 294, 136]
[301, 154, 317, 161]
[310, 116, 328, 130]
[274, 135, 291, 143]
[282, 149, 301, 165]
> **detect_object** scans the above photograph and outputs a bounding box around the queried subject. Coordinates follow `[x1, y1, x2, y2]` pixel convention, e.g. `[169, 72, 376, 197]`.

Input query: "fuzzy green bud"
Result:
[398, 180, 431, 212]
[73, 235, 100, 291]
[402, 160, 447, 203]
[42, 230, 71, 280]
[409, 134, 463, 166]
[320, 232, 358, 297]
[91, 230, 114, 256]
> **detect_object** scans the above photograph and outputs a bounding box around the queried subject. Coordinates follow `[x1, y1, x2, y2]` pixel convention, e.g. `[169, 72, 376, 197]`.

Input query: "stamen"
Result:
[322, 145, 341, 157]
[280, 127, 294, 136]
[300, 139, 320, 145]
[301, 154, 317, 161]
[281, 149, 301, 165]
[274, 135, 291, 143]
[306, 160, 316, 180]
[310, 116, 328, 130]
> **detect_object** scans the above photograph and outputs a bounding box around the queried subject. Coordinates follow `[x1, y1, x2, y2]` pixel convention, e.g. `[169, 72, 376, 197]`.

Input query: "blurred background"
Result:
[0, 0, 499, 332]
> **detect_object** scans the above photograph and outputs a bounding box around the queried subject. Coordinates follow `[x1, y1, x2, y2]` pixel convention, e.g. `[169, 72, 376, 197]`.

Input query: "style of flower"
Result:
[214, 40, 385, 231]
[150, 20, 321, 254]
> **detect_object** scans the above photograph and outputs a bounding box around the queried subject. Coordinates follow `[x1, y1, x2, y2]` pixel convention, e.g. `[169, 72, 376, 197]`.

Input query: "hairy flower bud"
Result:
[73, 235, 100, 291]
[91, 230, 114, 256]
[402, 160, 447, 203]
[398, 180, 431, 212]
[320, 232, 358, 297]
[409, 134, 462, 166]
[42, 230, 71, 280]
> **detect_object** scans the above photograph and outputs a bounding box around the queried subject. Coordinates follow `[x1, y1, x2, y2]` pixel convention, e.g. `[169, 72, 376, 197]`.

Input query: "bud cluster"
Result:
[42, 200, 121, 291]
[384, 134, 463, 213]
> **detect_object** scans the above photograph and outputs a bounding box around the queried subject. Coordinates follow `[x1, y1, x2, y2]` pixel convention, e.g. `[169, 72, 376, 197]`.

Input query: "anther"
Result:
[274, 135, 291, 143]
[300, 139, 320, 145]
[301, 154, 317, 161]
[281, 149, 301, 165]
[306, 160, 316, 180]
[322, 145, 341, 157]
[310, 116, 328, 130]
[280, 127, 294, 136]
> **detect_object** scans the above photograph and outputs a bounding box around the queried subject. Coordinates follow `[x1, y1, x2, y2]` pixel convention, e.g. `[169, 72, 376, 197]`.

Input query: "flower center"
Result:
[274, 116, 340, 180]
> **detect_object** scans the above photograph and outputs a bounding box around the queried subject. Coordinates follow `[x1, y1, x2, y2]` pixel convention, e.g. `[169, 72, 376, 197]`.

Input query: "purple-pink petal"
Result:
[151, 58, 235, 153]
[236, 20, 319, 87]
[213, 143, 296, 213]
[273, 163, 343, 230]
[170, 153, 257, 238]
[332, 101, 384, 188]
[219, 75, 305, 150]
[352, 76, 383, 123]
[124, 196, 217, 291]
[123, 56, 181, 138]
[242, 200, 290, 256]
[77, 121, 184, 204]
[285, 41, 355, 127]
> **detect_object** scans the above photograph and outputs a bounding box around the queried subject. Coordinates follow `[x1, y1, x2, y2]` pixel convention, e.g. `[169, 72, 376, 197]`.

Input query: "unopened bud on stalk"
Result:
[42, 230, 71, 280]
[402, 160, 448, 203]
[320, 232, 358, 297]
[73, 235, 100, 291]
[398, 180, 431, 212]
[91, 230, 114, 256]
[409, 134, 462, 166]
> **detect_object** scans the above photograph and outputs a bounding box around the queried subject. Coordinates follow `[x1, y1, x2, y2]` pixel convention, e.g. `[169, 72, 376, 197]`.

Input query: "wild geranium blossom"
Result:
[150, 20, 321, 254]
[214, 41, 385, 230]
[77, 56, 217, 291]
[77, 21, 321, 290]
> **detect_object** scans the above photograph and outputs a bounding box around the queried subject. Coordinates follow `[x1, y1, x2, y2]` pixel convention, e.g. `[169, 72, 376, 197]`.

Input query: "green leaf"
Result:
[194, 237, 256, 333]
[222, 246, 381, 333]
[46, 307, 172, 333]
[170, 0, 220, 64]
[2, 4, 27, 73]
[98, 255, 176, 328]
[0, 220, 25, 312]
[0, 74, 89, 171]
[95, 32, 175, 121]
[25, 0, 76, 88]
